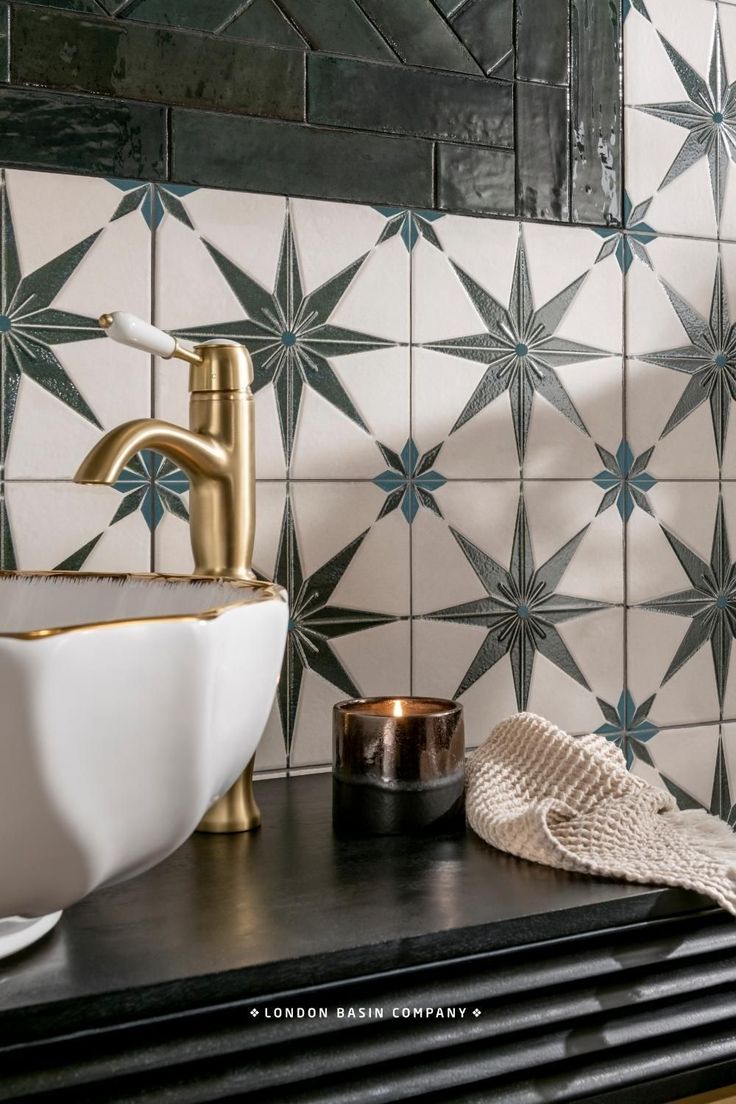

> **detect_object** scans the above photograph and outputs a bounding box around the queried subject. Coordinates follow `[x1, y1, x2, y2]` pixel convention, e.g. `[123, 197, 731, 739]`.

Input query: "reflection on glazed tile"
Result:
[307, 54, 512, 145]
[0, 88, 166, 181]
[517, 0, 568, 84]
[13, 5, 306, 119]
[570, 0, 622, 226]
[436, 144, 515, 217]
[5, 481, 150, 572]
[515, 83, 569, 223]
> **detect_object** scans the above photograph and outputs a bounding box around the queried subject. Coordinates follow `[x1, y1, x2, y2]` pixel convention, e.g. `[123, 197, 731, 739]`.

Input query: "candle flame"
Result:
[392, 699, 404, 718]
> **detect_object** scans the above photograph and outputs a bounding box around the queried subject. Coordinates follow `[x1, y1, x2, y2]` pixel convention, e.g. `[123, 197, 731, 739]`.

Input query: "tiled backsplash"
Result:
[2, 0, 736, 823]
[0, 1, 621, 224]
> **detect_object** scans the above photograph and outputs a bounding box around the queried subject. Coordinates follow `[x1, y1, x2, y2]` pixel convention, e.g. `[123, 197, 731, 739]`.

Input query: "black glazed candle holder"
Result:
[332, 697, 465, 837]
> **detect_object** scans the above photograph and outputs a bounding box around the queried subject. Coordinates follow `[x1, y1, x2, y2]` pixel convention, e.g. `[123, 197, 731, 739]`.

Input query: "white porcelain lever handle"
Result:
[99, 312, 177, 358]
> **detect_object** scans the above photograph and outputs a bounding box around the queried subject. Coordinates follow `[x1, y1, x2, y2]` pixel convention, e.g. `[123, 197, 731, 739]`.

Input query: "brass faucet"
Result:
[75, 312, 262, 833]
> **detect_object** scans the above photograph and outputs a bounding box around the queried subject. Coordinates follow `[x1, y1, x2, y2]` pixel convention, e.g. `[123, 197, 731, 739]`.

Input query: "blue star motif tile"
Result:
[594, 193, 657, 273]
[596, 690, 658, 768]
[108, 180, 199, 230]
[593, 440, 656, 521]
[373, 207, 445, 251]
[112, 450, 189, 532]
[372, 439, 447, 524]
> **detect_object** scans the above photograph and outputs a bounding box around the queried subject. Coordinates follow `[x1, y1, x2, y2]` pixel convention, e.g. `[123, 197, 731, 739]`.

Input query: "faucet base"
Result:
[197, 756, 261, 833]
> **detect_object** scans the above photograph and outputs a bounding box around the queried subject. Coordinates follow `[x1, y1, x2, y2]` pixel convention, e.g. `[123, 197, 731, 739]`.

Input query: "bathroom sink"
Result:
[0, 571, 288, 957]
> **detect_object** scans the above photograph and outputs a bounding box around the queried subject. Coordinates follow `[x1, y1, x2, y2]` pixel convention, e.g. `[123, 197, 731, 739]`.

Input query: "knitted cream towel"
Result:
[466, 712, 736, 915]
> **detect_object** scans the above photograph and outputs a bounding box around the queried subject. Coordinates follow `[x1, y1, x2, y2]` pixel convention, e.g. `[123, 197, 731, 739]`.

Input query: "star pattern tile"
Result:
[0, 169, 104, 474]
[423, 493, 606, 711]
[372, 438, 446, 524]
[175, 208, 396, 467]
[636, 16, 736, 222]
[269, 493, 399, 752]
[373, 207, 445, 251]
[643, 496, 736, 710]
[112, 450, 189, 532]
[595, 690, 658, 768]
[594, 193, 656, 274]
[639, 255, 736, 466]
[423, 230, 608, 465]
[593, 440, 656, 521]
[108, 180, 199, 230]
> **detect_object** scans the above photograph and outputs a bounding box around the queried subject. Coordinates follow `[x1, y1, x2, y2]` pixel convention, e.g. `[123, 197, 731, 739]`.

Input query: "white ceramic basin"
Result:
[0, 571, 288, 953]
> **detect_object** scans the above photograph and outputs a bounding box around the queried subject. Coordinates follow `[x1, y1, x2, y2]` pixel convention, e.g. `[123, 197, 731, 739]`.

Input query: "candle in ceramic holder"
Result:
[332, 697, 465, 836]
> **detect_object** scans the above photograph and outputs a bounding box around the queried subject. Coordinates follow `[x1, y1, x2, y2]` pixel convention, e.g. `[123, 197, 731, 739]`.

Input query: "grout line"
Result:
[149, 185, 157, 573]
[5, 475, 733, 485]
[214, 0, 255, 36]
[408, 220, 414, 696]
[621, 0, 629, 738]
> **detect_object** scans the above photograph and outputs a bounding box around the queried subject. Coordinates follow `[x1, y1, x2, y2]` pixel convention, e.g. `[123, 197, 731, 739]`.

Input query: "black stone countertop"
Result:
[0, 772, 715, 1031]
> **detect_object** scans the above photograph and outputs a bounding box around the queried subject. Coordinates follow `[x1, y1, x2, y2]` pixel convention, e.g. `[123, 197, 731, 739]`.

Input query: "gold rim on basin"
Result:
[0, 570, 287, 641]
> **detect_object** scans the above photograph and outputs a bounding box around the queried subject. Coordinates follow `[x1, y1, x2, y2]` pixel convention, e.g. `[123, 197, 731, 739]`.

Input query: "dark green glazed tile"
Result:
[122, 0, 242, 31]
[516, 82, 569, 221]
[11, 6, 305, 119]
[0, 3, 7, 82]
[571, 0, 622, 226]
[516, 0, 569, 85]
[275, 0, 397, 62]
[450, 0, 513, 78]
[223, 0, 307, 49]
[308, 55, 513, 147]
[0, 88, 165, 178]
[432, 0, 464, 14]
[355, 0, 481, 74]
[12, 0, 106, 11]
[437, 143, 515, 215]
[172, 110, 433, 207]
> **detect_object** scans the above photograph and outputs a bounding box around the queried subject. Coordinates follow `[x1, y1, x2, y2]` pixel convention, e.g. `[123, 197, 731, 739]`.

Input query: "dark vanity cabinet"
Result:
[1, 775, 735, 1103]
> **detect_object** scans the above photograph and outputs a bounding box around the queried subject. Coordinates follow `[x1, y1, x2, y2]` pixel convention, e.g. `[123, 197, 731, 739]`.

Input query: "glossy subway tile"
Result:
[354, 0, 482, 74]
[515, 82, 570, 221]
[570, 0, 622, 226]
[222, 1, 308, 49]
[436, 143, 515, 216]
[0, 88, 166, 179]
[264, 0, 396, 62]
[307, 54, 513, 147]
[171, 111, 434, 207]
[11, 6, 306, 120]
[449, 0, 514, 79]
[516, 0, 570, 85]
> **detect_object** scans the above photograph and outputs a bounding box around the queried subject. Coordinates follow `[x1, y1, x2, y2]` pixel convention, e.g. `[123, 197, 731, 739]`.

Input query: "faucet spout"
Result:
[74, 419, 227, 486]
[74, 330, 261, 832]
